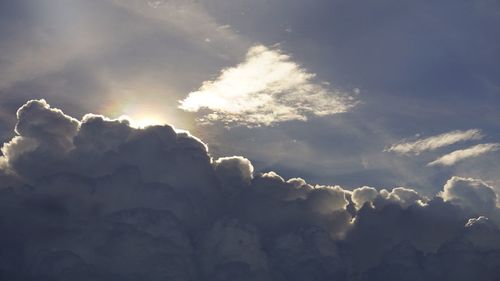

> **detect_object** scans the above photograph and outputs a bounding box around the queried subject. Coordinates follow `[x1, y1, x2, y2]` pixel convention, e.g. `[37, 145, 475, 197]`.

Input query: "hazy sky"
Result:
[1, 0, 499, 196]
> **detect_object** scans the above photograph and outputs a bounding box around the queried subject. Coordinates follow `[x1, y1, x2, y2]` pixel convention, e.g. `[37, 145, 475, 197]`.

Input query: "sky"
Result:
[1, 0, 499, 196]
[1, 0, 500, 194]
[0, 1, 500, 280]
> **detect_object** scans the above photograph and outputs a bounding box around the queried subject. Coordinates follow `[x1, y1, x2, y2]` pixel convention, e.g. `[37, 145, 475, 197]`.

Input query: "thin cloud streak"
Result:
[428, 143, 500, 167]
[387, 129, 483, 155]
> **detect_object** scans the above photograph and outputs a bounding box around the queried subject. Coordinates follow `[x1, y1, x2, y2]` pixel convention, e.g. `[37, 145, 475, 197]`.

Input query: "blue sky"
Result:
[1, 0, 499, 196]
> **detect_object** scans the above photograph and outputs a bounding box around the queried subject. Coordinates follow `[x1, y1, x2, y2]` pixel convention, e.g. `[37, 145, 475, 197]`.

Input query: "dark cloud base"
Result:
[0, 100, 499, 281]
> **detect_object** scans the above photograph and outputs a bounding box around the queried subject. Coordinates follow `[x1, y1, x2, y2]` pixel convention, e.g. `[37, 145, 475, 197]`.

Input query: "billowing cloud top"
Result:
[179, 45, 358, 126]
[0, 100, 499, 281]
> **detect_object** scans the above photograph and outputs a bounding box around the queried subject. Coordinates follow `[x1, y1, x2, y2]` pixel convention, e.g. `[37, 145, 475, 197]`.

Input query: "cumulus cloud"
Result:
[441, 176, 498, 216]
[0, 100, 499, 281]
[16, 99, 80, 150]
[386, 129, 483, 155]
[380, 187, 428, 208]
[428, 143, 500, 166]
[179, 45, 358, 126]
[350, 186, 428, 210]
[351, 186, 379, 209]
[213, 156, 254, 187]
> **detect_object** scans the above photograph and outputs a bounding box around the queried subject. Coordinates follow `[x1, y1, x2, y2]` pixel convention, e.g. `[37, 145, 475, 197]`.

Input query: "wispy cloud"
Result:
[428, 143, 500, 167]
[386, 129, 483, 155]
[179, 45, 358, 126]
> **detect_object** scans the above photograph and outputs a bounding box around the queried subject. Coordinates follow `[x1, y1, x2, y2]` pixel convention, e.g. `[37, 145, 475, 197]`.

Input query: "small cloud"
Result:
[146, 0, 195, 9]
[147, 0, 166, 8]
[465, 216, 489, 228]
[386, 129, 483, 155]
[179, 45, 357, 127]
[216, 24, 231, 31]
[428, 143, 500, 167]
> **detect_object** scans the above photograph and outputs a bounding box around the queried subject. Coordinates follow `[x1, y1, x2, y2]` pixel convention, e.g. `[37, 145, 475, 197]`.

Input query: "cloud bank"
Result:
[179, 45, 357, 126]
[0, 100, 499, 281]
[386, 129, 483, 155]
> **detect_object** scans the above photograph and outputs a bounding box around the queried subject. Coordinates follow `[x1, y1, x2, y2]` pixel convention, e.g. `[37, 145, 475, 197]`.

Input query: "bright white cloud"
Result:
[465, 216, 489, 228]
[441, 176, 497, 215]
[428, 143, 500, 167]
[351, 186, 378, 210]
[380, 187, 428, 208]
[179, 45, 357, 126]
[386, 129, 483, 155]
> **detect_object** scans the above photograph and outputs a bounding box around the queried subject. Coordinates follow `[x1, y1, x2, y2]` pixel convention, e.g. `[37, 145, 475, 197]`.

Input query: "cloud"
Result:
[15, 99, 80, 149]
[0, 100, 499, 280]
[214, 156, 254, 187]
[441, 176, 498, 216]
[386, 129, 483, 155]
[379, 186, 428, 208]
[465, 216, 489, 228]
[179, 45, 358, 126]
[351, 186, 379, 209]
[200, 219, 270, 278]
[428, 143, 500, 166]
[350, 186, 428, 210]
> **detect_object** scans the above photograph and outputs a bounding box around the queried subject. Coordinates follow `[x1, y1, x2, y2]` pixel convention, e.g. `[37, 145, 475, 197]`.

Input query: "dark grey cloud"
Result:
[0, 2, 499, 279]
[0, 100, 499, 280]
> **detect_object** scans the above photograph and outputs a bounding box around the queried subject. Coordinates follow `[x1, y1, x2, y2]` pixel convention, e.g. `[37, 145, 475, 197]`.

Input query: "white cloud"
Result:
[380, 187, 428, 208]
[351, 186, 378, 210]
[179, 45, 357, 126]
[214, 156, 254, 186]
[465, 216, 489, 228]
[386, 129, 483, 155]
[441, 176, 498, 215]
[428, 143, 500, 167]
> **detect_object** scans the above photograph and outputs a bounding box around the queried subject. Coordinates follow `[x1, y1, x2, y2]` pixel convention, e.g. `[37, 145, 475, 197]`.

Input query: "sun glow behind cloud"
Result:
[97, 78, 194, 130]
[123, 115, 166, 128]
[100, 97, 170, 128]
